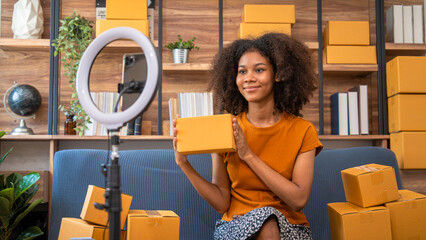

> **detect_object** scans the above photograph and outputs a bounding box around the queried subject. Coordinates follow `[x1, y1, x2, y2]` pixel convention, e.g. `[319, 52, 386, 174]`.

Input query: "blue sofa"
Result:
[49, 147, 403, 240]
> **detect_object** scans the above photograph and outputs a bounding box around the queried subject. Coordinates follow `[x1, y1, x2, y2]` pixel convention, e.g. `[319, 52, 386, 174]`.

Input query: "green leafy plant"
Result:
[165, 35, 200, 50]
[51, 10, 94, 136]
[0, 172, 43, 240]
[0, 132, 43, 240]
[0, 131, 13, 165]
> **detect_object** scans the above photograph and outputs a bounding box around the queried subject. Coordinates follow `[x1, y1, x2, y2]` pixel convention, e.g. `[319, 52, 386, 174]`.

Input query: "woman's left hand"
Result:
[232, 117, 253, 162]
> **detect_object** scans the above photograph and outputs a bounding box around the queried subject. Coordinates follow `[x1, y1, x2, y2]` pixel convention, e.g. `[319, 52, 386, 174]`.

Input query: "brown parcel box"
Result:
[127, 210, 180, 240]
[324, 45, 377, 64]
[327, 202, 392, 240]
[80, 185, 133, 229]
[324, 21, 370, 46]
[390, 132, 426, 169]
[176, 114, 236, 155]
[242, 5, 295, 24]
[386, 56, 426, 97]
[385, 190, 426, 240]
[341, 164, 399, 207]
[388, 94, 426, 133]
[58, 218, 126, 240]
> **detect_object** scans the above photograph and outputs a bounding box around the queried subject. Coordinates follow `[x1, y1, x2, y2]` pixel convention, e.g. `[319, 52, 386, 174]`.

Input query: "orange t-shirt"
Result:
[222, 112, 323, 226]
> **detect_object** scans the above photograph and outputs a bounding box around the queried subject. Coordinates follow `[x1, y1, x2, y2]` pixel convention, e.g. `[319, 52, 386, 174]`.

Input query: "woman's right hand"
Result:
[173, 116, 188, 166]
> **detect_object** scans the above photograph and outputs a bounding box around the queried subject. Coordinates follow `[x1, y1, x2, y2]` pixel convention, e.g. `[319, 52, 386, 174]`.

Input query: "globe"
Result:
[7, 84, 42, 117]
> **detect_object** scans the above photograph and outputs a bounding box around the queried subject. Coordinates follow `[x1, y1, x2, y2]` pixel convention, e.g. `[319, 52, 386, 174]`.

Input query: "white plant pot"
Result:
[11, 0, 44, 39]
[172, 49, 189, 63]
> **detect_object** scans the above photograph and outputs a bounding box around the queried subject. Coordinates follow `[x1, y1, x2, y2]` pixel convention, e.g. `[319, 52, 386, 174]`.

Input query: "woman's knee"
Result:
[255, 217, 280, 240]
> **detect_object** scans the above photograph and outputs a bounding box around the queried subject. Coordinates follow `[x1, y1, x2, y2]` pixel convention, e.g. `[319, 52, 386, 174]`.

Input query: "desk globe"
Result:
[3, 83, 42, 135]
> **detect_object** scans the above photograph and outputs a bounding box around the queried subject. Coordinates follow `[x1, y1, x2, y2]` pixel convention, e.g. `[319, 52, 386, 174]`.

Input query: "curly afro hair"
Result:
[208, 32, 317, 117]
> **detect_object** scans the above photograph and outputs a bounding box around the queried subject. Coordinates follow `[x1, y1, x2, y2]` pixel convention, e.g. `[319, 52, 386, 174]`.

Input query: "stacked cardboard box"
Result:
[238, 5, 295, 39]
[323, 21, 377, 64]
[58, 185, 180, 240]
[327, 164, 395, 240]
[96, 0, 149, 37]
[387, 56, 426, 169]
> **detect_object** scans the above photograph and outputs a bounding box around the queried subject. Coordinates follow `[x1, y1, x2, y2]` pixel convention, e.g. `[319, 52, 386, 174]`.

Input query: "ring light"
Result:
[76, 27, 159, 130]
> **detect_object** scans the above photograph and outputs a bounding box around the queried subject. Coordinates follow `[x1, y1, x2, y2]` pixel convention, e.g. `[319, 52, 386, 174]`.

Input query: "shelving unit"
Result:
[4, 0, 418, 172]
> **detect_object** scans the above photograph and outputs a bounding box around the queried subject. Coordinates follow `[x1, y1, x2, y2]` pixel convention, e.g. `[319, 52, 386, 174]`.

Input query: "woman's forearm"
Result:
[178, 160, 230, 214]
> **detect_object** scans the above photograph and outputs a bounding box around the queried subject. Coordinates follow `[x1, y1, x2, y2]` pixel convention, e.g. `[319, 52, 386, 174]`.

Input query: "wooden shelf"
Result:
[1, 135, 171, 141]
[163, 63, 211, 71]
[52, 135, 171, 140]
[323, 64, 378, 76]
[104, 40, 159, 49]
[223, 41, 319, 50]
[2, 134, 389, 141]
[318, 135, 389, 140]
[0, 38, 51, 49]
[386, 43, 426, 51]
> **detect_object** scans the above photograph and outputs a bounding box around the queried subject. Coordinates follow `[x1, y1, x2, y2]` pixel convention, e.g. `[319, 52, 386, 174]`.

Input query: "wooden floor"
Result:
[399, 169, 426, 195]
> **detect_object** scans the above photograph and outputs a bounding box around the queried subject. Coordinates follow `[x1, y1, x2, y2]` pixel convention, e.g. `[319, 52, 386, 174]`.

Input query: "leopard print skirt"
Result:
[213, 206, 313, 240]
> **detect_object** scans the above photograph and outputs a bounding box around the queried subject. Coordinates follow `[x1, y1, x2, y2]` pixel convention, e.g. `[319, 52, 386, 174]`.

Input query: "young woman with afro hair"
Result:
[173, 32, 323, 240]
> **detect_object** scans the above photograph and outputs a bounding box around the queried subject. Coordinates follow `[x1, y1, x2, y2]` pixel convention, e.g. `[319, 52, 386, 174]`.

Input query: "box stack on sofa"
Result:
[323, 21, 376, 64]
[96, 0, 150, 37]
[327, 164, 426, 239]
[387, 56, 426, 169]
[238, 4, 295, 39]
[58, 185, 180, 240]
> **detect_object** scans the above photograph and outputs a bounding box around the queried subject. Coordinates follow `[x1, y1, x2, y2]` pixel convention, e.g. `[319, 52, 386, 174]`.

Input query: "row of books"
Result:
[168, 92, 214, 136]
[387, 4, 425, 44]
[330, 85, 369, 135]
[84, 92, 126, 136]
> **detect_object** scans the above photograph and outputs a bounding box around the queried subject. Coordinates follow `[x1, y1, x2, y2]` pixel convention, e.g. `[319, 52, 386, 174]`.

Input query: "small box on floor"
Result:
[176, 114, 236, 155]
[341, 163, 399, 207]
[58, 218, 126, 240]
[80, 185, 133, 229]
[384, 189, 426, 239]
[327, 202, 392, 240]
[127, 210, 180, 240]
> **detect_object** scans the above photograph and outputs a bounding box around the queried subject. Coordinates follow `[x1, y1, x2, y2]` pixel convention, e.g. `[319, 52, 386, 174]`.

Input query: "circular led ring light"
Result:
[77, 27, 159, 130]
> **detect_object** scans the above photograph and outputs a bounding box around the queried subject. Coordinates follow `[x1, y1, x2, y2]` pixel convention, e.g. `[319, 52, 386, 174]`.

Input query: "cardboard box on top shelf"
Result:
[58, 218, 126, 240]
[384, 189, 426, 239]
[127, 210, 180, 240]
[324, 21, 370, 46]
[106, 0, 147, 20]
[327, 202, 392, 240]
[96, 19, 149, 37]
[176, 114, 236, 155]
[324, 45, 377, 64]
[242, 5, 295, 24]
[341, 163, 399, 207]
[386, 56, 426, 97]
[239, 23, 291, 39]
[388, 94, 426, 133]
[390, 132, 426, 169]
[80, 185, 133, 230]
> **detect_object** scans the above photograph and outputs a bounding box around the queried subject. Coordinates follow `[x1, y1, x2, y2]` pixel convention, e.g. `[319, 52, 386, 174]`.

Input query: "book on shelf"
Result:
[347, 91, 359, 135]
[386, 5, 404, 43]
[134, 115, 142, 135]
[96, 0, 106, 20]
[83, 92, 121, 136]
[330, 92, 348, 136]
[403, 5, 414, 43]
[126, 119, 135, 135]
[413, 5, 424, 44]
[349, 85, 369, 135]
[424, 0, 426, 43]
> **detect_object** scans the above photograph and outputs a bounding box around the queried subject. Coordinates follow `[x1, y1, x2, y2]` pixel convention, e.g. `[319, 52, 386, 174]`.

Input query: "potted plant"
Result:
[0, 131, 44, 240]
[165, 35, 200, 63]
[51, 10, 94, 136]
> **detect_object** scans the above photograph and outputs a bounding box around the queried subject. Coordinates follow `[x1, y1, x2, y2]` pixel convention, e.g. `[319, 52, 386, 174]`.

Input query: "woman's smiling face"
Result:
[236, 50, 277, 104]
